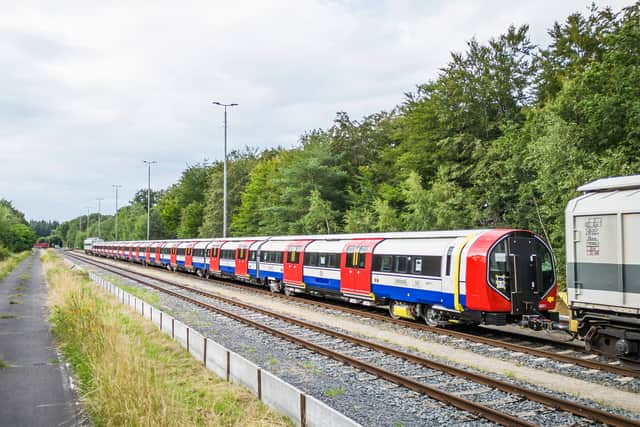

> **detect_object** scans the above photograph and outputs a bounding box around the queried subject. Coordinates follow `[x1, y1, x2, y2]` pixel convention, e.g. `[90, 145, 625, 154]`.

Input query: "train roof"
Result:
[577, 174, 640, 192]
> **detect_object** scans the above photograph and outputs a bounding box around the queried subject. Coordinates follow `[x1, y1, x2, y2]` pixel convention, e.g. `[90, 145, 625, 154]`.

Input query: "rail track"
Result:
[67, 252, 640, 426]
[70, 251, 639, 379]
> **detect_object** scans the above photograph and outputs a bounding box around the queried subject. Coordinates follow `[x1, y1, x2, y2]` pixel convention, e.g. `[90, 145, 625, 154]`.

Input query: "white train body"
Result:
[566, 175, 640, 362]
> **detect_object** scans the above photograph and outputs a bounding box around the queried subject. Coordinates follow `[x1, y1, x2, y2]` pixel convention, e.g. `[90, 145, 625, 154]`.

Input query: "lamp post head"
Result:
[212, 101, 238, 107]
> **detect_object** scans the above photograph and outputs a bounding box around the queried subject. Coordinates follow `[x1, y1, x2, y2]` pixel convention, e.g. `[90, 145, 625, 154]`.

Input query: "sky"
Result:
[0, 0, 632, 222]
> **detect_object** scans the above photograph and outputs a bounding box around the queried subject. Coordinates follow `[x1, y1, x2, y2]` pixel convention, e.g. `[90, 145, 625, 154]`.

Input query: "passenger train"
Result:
[87, 229, 558, 328]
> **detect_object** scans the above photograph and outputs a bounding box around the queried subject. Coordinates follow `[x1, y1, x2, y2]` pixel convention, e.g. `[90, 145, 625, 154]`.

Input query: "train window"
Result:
[327, 253, 340, 268]
[535, 238, 555, 292]
[346, 246, 357, 268]
[372, 255, 393, 272]
[488, 240, 511, 295]
[178, 248, 185, 256]
[261, 251, 268, 262]
[303, 252, 315, 266]
[287, 246, 300, 264]
[212, 247, 219, 257]
[221, 249, 234, 259]
[422, 256, 442, 277]
[318, 254, 326, 266]
[206, 249, 211, 257]
[249, 251, 256, 261]
[445, 247, 454, 276]
[395, 256, 408, 273]
[358, 246, 367, 268]
[238, 248, 245, 260]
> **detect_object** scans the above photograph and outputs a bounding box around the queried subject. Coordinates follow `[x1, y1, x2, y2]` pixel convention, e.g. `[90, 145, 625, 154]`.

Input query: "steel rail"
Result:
[70, 251, 640, 379]
[68, 253, 640, 427]
[70, 253, 532, 427]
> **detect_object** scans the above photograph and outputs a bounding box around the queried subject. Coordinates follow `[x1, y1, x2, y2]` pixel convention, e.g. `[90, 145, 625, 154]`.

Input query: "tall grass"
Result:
[43, 251, 289, 427]
[0, 251, 31, 281]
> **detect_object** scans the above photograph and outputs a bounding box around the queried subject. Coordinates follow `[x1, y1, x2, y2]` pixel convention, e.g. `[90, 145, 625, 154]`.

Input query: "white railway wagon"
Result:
[566, 174, 640, 364]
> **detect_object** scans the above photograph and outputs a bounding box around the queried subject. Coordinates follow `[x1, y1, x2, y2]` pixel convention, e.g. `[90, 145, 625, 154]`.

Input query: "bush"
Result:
[0, 245, 9, 261]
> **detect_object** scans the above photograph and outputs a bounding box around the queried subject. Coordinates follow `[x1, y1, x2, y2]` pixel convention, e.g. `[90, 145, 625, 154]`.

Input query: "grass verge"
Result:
[43, 251, 290, 427]
[0, 251, 31, 281]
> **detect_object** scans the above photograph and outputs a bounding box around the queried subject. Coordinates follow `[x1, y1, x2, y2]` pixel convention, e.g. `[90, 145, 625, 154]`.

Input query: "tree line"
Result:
[0, 199, 37, 259]
[54, 4, 640, 286]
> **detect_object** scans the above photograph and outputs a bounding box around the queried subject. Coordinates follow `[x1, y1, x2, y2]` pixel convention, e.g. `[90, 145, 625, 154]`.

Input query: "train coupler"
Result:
[521, 314, 554, 331]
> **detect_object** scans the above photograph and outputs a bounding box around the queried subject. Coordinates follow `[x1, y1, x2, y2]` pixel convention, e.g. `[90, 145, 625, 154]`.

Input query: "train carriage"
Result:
[566, 175, 640, 363]
[251, 238, 286, 287]
[302, 240, 343, 295]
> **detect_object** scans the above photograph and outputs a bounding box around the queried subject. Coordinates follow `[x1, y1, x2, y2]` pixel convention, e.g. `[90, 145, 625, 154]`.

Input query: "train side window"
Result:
[445, 247, 454, 276]
[318, 254, 327, 266]
[304, 252, 318, 266]
[238, 248, 245, 260]
[395, 256, 408, 273]
[287, 247, 300, 264]
[206, 249, 211, 257]
[372, 255, 381, 271]
[328, 253, 340, 268]
[346, 246, 357, 268]
[249, 251, 256, 261]
[357, 246, 368, 268]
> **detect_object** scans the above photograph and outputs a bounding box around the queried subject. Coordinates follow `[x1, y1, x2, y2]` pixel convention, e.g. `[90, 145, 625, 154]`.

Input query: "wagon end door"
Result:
[340, 239, 382, 298]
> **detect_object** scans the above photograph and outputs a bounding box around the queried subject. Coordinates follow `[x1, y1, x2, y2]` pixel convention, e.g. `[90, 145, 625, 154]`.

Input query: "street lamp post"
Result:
[212, 101, 238, 238]
[143, 160, 157, 240]
[112, 184, 122, 240]
[96, 198, 104, 238]
[85, 207, 91, 233]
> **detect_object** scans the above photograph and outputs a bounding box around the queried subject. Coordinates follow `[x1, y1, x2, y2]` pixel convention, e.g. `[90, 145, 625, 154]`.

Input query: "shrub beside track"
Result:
[43, 251, 289, 426]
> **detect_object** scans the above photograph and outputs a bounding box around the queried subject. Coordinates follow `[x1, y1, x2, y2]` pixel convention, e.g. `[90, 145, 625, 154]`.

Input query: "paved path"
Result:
[0, 252, 80, 427]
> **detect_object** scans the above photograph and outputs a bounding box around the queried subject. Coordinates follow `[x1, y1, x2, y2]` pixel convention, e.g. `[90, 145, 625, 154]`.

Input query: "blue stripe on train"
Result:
[193, 262, 206, 269]
[303, 275, 340, 293]
[371, 284, 466, 310]
[220, 265, 235, 275]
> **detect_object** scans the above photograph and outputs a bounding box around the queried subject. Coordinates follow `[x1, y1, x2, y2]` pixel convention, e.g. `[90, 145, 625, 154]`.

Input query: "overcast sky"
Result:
[0, 0, 631, 222]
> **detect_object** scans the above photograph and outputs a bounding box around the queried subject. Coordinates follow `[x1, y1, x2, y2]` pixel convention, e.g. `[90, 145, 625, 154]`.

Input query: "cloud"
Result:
[0, 0, 632, 221]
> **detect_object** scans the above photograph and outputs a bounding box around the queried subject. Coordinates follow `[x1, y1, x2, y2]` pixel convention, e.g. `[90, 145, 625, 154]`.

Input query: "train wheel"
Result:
[388, 301, 400, 320]
[424, 307, 442, 327]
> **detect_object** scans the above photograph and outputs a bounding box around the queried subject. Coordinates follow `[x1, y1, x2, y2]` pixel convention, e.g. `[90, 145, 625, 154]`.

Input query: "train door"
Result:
[170, 246, 177, 266]
[235, 242, 252, 277]
[283, 240, 312, 286]
[209, 243, 223, 272]
[185, 243, 194, 268]
[155, 246, 161, 263]
[340, 239, 382, 297]
[506, 235, 542, 315]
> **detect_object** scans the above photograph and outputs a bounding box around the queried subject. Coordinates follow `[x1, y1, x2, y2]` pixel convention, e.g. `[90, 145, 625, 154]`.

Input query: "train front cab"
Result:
[465, 229, 557, 328]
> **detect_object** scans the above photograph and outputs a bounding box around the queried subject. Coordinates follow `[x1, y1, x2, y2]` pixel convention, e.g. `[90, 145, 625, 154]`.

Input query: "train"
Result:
[83, 237, 104, 254]
[566, 174, 640, 364]
[85, 229, 559, 329]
